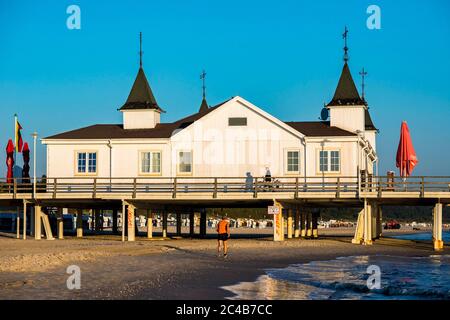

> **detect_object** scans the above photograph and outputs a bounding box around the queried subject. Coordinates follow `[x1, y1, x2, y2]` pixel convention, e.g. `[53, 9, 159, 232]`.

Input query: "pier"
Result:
[0, 175, 447, 250]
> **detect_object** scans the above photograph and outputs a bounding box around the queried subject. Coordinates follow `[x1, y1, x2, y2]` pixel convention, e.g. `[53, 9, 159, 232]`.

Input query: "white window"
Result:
[286, 151, 300, 173]
[77, 152, 97, 174]
[178, 151, 192, 174]
[140, 151, 161, 174]
[319, 150, 340, 173]
[330, 151, 340, 172]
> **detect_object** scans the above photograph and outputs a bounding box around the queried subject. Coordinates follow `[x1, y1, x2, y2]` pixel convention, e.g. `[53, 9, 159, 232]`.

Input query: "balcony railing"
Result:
[1, 176, 450, 199]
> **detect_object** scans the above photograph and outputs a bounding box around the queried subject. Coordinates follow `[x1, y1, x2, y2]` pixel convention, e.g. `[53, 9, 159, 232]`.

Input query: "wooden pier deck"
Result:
[1, 176, 450, 206]
[0, 175, 447, 249]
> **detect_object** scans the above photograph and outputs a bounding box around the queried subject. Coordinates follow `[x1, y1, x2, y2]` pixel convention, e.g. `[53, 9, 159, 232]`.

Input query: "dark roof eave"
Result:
[284, 121, 357, 137]
[119, 103, 166, 113]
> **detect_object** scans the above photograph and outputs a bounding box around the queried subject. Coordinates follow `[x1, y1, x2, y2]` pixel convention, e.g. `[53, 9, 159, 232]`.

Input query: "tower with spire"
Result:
[326, 27, 377, 138]
[120, 32, 164, 130]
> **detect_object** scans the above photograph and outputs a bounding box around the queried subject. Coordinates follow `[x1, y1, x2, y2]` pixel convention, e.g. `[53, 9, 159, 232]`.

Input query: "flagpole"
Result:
[32, 132, 38, 197]
[14, 114, 17, 169]
[14, 114, 19, 239]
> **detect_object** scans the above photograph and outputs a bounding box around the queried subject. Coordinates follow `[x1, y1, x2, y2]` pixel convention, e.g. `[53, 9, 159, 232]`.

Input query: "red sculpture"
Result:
[6, 139, 14, 184]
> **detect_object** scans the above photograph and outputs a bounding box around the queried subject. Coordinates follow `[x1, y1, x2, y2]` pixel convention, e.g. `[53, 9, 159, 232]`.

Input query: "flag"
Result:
[15, 119, 23, 153]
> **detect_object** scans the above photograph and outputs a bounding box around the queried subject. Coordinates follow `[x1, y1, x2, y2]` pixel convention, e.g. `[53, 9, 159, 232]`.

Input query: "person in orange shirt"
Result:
[216, 216, 230, 258]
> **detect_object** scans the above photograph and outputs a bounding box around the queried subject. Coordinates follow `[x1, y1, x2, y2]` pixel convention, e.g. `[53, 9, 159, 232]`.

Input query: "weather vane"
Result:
[359, 67, 367, 100]
[343, 26, 349, 63]
[200, 70, 207, 99]
[139, 32, 143, 68]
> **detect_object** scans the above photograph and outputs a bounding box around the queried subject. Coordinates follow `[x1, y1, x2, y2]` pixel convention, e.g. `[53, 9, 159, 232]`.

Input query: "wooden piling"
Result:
[76, 209, 83, 238]
[294, 208, 300, 238]
[162, 211, 168, 238]
[34, 205, 42, 240]
[147, 209, 153, 239]
[287, 208, 293, 239]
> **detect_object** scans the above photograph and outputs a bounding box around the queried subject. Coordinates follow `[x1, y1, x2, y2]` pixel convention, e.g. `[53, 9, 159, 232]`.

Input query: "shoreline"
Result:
[0, 230, 448, 300]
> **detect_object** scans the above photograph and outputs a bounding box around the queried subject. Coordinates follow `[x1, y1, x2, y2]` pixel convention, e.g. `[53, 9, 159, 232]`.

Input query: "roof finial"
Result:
[359, 67, 367, 100]
[343, 26, 349, 63]
[200, 70, 207, 99]
[139, 32, 143, 68]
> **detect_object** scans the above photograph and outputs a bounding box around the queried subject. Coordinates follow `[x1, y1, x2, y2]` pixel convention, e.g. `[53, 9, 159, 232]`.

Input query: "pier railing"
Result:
[1, 176, 450, 199]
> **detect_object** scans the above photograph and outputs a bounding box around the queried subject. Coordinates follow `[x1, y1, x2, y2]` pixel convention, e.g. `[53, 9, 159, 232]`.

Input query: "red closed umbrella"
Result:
[6, 139, 14, 183]
[396, 121, 418, 178]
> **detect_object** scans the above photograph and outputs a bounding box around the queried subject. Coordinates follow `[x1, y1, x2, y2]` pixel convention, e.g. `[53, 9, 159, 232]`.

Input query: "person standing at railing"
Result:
[245, 172, 253, 192]
[264, 166, 272, 190]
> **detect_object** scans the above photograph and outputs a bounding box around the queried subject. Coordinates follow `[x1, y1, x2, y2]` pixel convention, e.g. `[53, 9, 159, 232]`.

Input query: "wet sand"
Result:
[0, 228, 447, 300]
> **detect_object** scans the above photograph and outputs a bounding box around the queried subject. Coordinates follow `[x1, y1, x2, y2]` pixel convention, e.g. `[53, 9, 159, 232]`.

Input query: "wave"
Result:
[222, 255, 450, 300]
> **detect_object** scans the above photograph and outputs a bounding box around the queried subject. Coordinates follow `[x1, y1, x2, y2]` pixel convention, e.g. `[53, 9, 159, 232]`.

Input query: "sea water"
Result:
[222, 254, 450, 300]
[391, 231, 450, 242]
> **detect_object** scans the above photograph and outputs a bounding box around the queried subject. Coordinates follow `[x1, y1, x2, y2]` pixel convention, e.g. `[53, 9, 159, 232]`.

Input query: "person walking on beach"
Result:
[217, 216, 230, 258]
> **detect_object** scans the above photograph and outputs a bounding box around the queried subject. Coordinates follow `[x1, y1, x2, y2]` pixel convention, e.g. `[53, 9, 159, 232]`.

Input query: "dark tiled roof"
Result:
[284, 121, 357, 137]
[327, 63, 365, 107]
[45, 99, 231, 140]
[119, 67, 164, 112]
[365, 109, 377, 131]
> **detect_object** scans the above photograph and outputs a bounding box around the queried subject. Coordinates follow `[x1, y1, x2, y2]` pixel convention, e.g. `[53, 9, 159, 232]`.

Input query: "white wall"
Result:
[44, 97, 364, 181]
[365, 130, 377, 152]
[329, 106, 365, 133]
[170, 99, 303, 178]
[46, 139, 171, 182]
[122, 110, 160, 129]
[304, 138, 358, 179]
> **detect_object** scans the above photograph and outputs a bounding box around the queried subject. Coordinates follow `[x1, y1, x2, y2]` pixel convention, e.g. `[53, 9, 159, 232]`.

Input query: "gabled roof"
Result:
[44, 99, 231, 140]
[327, 63, 365, 107]
[119, 67, 164, 112]
[285, 121, 356, 137]
[45, 97, 357, 140]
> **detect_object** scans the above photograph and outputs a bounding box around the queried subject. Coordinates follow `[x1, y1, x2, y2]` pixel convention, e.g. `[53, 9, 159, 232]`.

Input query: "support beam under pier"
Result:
[312, 212, 318, 239]
[112, 209, 118, 234]
[376, 205, 382, 239]
[76, 209, 83, 238]
[189, 211, 195, 237]
[300, 211, 306, 238]
[16, 206, 20, 239]
[294, 208, 300, 238]
[34, 205, 42, 240]
[433, 203, 444, 251]
[176, 213, 181, 236]
[162, 211, 168, 238]
[200, 209, 207, 238]
[127, 205, 136, 242]
[287, 209, 293, 239]
[363, 199, 373, 245]
[57, 208, 64, 240]
[147, 210, 153, 239]
[306, 212, 312, 238]
[22, 201, 27, 240]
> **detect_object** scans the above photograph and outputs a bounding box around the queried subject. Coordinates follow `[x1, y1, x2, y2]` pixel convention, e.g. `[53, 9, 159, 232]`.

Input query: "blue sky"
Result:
[1, 0, 449, 177]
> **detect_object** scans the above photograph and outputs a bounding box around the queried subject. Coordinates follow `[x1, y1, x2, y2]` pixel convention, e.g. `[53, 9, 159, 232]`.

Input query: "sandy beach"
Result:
[0, 228, 448, 300]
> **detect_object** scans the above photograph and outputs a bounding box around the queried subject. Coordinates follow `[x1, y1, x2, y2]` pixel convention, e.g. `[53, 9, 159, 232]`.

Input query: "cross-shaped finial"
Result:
[359, 67, 368, 100]
[200, 70, 207, 99]
[343, 26, 349, 63]
[139, 32, 143, 68]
